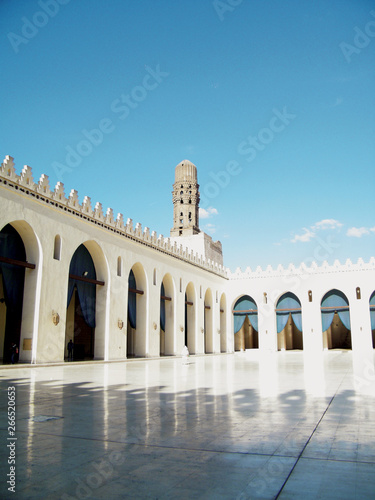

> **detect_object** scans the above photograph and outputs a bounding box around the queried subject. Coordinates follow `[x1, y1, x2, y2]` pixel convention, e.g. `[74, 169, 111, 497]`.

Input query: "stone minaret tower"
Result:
[170, 160, 200, 237]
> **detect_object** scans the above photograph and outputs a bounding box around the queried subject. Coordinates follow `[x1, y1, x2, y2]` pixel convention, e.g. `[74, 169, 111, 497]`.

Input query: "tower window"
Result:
[180, 191, 183, 195]
[180, 199, 183, 204]
[180, 219, 183, 224]
[189, 199, 191, 204]
[180, 212, 183, 216]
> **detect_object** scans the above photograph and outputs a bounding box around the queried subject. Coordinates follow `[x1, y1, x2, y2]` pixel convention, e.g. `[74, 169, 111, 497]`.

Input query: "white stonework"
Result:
[170, 232, 223, 267]
[0, 155, 374, 364]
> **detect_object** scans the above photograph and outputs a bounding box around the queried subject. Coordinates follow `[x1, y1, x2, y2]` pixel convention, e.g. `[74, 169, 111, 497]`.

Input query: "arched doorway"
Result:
[127, 264, 147, 357]
[233, 295, 258, 351]
[185, 282, 196, 353]
[0, 224, 34, 363]
[276, 292, 303, 350]
[204, 289, 213, 353]
[66, 244, 101, 360]
[220, 293, 227, 353]
[160, 274, 174, 356]
[321, 289, 351, 349]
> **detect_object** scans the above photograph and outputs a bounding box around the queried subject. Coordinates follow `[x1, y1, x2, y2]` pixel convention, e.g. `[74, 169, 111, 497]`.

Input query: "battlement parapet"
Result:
[0, 156, 228, 277]
[228, 256, 375, 280]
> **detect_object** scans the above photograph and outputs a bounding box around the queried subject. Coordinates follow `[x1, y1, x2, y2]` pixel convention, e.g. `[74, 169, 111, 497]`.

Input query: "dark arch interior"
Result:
[0, 224, 26, 363]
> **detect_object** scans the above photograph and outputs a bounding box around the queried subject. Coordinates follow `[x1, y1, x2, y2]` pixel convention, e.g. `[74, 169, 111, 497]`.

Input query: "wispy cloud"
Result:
[312, 219, 343, 231]
[291, 218, 343, 244]
[291, 228, 316, 243]
[199, 207, 218, 219]
[347, 226, 375, 238]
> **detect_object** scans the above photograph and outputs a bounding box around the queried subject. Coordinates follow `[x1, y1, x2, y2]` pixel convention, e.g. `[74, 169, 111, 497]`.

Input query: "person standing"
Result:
[67, 339, 74, 361]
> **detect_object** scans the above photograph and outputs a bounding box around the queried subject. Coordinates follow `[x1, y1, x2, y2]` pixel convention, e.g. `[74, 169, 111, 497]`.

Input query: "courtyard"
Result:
[1, 350, 375, 499]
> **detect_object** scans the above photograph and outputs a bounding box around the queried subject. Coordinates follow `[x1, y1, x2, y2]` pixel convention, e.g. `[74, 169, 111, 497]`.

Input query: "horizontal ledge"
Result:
[69, 274, 105, 286]
[0, 255, 35, 269]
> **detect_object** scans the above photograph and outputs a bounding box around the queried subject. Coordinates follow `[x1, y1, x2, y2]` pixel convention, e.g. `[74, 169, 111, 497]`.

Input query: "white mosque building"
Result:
[0, 155, 374, 364]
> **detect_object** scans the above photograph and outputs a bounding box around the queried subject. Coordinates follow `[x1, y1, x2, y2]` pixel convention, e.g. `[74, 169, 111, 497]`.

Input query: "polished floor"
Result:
[1, 350, 375, 499]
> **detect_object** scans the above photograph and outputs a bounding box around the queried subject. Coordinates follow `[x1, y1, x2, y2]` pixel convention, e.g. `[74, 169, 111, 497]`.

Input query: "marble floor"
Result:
[1, 350, 375, 499]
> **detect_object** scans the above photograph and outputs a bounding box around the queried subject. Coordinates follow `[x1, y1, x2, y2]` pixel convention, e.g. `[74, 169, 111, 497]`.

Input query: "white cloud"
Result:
[347, 227, 370, 238]
[312, 219, 343, 231]
[291, 228, 316, 243]
[199, 207, 218, 219]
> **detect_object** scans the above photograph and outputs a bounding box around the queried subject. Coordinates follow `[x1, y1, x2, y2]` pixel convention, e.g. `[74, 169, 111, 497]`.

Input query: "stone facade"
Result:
[0, 155, 374, 364]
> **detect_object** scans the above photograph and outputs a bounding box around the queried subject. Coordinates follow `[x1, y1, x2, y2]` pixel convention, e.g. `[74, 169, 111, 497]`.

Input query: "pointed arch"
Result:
[321, 289, 351, 349]
[233, 295, 258, 351]
[0, 221, 40, 364]
[276, 292, 303, 350]
[65, 241, 108, 361]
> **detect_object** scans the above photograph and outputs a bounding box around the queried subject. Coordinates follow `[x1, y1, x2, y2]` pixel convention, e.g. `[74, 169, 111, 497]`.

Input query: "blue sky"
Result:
[1, 0, 374, 271]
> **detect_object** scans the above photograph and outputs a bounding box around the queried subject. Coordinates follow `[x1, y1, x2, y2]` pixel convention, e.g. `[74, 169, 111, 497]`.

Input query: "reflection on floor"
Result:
[1, 350, 375, 499]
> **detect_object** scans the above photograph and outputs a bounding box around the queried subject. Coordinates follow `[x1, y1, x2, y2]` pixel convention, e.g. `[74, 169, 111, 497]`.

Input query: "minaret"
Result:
[170, 160, 200, 237]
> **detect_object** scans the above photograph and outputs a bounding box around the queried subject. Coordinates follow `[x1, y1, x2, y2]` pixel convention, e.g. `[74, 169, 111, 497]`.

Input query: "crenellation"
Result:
[126, 218, 133, 234]
[105, 208, 115, 226]
[5, 155, 370, 279]
[1, 155, 18, 181]
[143, 227, 150, 241]
[82, 196, 94, 216]
[135, 222, 142, 238]
[19, 165, 35, 189]
[37, 174, 52, 196]
[94, 202, 104, 221]
[53, 182, 67, 204]
[115, 213, 125, 230]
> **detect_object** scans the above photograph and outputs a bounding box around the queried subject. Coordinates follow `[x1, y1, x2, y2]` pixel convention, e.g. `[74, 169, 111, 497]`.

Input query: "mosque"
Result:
[0, 155, 374, 364]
